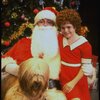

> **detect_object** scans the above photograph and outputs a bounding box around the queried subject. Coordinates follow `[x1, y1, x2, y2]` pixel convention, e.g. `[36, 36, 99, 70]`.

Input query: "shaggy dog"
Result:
[2, 58, 49, 100]
[1, 58, 67, 100]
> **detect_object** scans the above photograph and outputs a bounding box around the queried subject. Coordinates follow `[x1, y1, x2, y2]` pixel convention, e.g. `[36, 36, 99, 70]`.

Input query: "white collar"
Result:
[63, 36, 87, 50]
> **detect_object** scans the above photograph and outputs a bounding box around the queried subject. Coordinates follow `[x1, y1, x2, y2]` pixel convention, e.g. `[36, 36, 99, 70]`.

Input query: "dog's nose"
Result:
[32, 81, 42, 91]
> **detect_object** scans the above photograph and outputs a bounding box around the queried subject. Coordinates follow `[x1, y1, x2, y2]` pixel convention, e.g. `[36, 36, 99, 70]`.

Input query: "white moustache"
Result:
[37, 26, 57, 31]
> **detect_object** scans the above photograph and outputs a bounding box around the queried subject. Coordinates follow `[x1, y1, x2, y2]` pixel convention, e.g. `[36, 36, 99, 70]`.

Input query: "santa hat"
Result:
[34, 9, 56, 25]
[43, 7, 58, 15]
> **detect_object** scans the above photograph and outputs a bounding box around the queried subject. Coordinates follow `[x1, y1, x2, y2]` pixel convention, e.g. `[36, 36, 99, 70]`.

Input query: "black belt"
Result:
[48, 79, 61, 90]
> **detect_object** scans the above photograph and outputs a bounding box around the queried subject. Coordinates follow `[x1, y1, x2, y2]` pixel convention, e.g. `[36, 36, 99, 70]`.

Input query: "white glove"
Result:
[87, 67, 96, 86]
[5, 63, 19, 76]
[82, 63, 93, 76]
[1, 57, 17, 69]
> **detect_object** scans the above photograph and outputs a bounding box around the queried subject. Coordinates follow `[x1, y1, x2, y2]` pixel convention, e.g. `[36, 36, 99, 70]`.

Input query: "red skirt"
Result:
[59, 65, 91, 100]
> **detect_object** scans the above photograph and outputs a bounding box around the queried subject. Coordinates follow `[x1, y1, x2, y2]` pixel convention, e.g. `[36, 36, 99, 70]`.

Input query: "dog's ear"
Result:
[1, 74, 17, 100]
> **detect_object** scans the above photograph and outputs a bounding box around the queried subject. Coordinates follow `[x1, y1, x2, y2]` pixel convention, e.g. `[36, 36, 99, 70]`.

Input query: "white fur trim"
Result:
[63, 36, 87, 50]
[81, 58, 92, 63]
[34, 10, 56, 25]
[44, 54, 61, 80]
[1, 57, 17, 70]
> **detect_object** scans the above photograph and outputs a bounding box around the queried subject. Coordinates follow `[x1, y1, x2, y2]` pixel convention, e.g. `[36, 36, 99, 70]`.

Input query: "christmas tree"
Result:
[1, 0, 80, 54]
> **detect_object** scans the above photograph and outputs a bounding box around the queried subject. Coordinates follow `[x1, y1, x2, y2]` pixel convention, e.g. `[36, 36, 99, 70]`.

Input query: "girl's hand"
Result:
[63, 69, 84, 93]
[63, 81, 76, 93]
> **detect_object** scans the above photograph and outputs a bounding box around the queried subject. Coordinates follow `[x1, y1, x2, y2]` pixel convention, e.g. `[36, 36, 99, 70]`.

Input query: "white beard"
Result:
[31, 25, 59, 58]
[31, 25, 61, 79]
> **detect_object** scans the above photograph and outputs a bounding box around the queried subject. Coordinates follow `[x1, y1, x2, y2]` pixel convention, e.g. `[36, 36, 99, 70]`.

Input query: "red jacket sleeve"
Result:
[80, 42, 92, 59]
[2, 38, 24, 58]
[2, 38, 31, 64]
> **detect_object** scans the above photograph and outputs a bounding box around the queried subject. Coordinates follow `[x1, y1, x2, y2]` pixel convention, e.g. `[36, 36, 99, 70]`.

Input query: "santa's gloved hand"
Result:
[81, 64, 93, 76]
[49, 79, 61, 90]
[87, 67, 96, 87]
[1, 57, 17, 70]
[5, 63, 19, 76]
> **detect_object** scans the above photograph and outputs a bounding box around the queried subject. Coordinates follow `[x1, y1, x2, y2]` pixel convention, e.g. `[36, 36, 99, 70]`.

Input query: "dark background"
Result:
[78, 1, 99, 97]
[78, 0, 99, 56]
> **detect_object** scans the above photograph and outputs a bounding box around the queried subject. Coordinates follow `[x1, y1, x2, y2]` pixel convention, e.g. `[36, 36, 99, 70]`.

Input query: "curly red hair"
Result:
[56, 9, 82, 33]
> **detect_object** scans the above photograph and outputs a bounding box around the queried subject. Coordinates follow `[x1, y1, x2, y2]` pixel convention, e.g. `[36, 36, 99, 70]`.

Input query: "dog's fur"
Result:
[2, 58, 49, 100]
[1, 74, 17, 100]
[1, 58, 67, 100]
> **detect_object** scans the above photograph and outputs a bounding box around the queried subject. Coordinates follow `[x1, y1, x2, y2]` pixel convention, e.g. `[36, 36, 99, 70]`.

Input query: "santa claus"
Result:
[1, 9, 61, 90]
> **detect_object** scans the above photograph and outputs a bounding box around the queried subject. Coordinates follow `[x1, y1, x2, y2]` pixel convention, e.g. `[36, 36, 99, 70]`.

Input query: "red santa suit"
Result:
[2, 37, 32, 65]
[58, 34, 93, 100]
[2, 10, 61, 90]
[1, 37, 32, 77]
[1, 9, 64, 100]
[2, 36, 60, 79]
